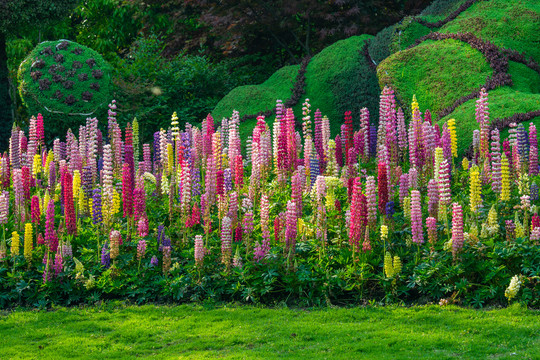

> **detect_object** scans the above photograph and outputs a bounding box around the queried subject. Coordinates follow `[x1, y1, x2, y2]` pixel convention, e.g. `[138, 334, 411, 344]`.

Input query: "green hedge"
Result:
[18, 40, 112, 139]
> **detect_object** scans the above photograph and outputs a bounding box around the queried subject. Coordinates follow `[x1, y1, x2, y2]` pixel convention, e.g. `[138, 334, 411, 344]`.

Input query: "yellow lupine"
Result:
[381, 225, 388, 241]
[501, 153, 510, 201]
[434, 147, 444, 181]
[393, 256, 402, 276]
[11, 231, 20, 256]
[461, 157, 469, 171]
[32, 154, 41, 176]
[404, 196, 411, 220]
[24, 223, 33, 263]
[384, 252, 394, 278]
[43, 191, 51, 213]
[447, 119, 457, 158]
[112, 189, 121, 215]
[411, 95, 419, 115]
[469, 166, 482, 213]
[44, 150, 54, 177]
[78, 187, 86, 212]
[73, 170, 81, 199]
[167, 143, 174, 175]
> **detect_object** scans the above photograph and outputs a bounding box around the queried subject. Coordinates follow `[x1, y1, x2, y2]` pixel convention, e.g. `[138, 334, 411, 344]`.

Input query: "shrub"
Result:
[18, 40, 112, 139]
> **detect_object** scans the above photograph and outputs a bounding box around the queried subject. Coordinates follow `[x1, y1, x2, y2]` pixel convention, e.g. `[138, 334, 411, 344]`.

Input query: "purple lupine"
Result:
[92, 188, 102, 225]
[150, 255, 158, 267]
[491, 129, 502, 194]
[399, 173, 409, 205]
[101, 242, 110, 268]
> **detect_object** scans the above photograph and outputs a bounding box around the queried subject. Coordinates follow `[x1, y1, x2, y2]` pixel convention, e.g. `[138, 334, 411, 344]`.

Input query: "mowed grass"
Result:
[1, 304, 539, 359]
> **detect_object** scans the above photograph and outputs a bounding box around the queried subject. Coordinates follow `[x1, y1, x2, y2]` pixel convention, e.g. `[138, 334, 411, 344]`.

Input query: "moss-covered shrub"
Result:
[18, 40, 112, 138]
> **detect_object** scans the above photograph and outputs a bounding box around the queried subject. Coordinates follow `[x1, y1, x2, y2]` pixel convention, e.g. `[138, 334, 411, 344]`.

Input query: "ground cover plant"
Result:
[0, 85, 539, 310]
[1, 303, 538, 359]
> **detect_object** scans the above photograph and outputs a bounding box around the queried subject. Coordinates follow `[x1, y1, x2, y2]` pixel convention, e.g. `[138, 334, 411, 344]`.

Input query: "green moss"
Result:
[508, 61, 540, 94]
[439, 88, 540, 155]
[377, 39, 492, 115]
[390, 17, 432, 53]
[439, 0, 540, 63]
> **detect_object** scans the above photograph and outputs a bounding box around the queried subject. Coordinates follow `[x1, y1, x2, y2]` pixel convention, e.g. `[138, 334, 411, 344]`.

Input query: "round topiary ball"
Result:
[18, 39, 112, 121]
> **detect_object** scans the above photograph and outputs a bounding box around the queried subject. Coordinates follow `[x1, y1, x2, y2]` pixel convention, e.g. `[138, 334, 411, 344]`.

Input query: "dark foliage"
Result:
[417, 0, 480, 28]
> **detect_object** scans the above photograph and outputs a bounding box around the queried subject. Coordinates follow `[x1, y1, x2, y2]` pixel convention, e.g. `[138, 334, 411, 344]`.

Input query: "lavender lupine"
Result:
[491, 129, 502, 194]
[410, 190, 424, 244]
[399, 173, 409, 206]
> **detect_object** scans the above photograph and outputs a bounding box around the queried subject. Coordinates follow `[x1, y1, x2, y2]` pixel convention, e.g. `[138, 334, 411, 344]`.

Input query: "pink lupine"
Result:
[451, 203, 464, 257]
[137, 239, 147, 261]
[426, 216, 437, 248]
[349, 178, 367, 251]
[291, 171, 303, 217]
[359, 107, 370, 158]
[194, 234, 204, 265]
[378, 163, 388, 214]
[260, 194, 271, 242]
[529, 146, 538, 176]
[45, 200, 57, 252]
[181, 161, 191, 212]
[31, 195, 40, 224]
[221, 216, 232, 265]
[285, 200, 297, 254]
[410, 190, 423, 244]
[427, 178, 439, 218]
[399, 173, 409, 205]
[137, 217, 149, 237]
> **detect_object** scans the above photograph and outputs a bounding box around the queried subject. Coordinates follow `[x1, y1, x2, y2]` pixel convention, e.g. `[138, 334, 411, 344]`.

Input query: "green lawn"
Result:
[1, 304, 538, 359]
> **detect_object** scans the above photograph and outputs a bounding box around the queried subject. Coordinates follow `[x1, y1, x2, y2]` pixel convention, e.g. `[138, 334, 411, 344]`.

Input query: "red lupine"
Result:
[378, 162, 388, 214]
[122, 163, 133, 217]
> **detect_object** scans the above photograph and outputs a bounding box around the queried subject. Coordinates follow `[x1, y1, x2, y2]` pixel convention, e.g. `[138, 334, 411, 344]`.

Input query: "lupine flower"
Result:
[62, 172, 76, 235]
[194, 234, 204, 266]
[349, 178, 367, 251]
[122, 163, 133, 217]
[162, 246, 171, 275]
[221, 216, 232, 265]
[505, 275, 521, 301]
[377, 163, 388, 214]
[92, 188, 102, 225]
[110, 230, 121, 260]
[101, 242, 110, 268]
[426, 217, 437, 248]
[285, 200, 297, 254]
[150, 255, 158, 267]
[469, 166, 482, 213]
[451, 203, 464, 257]
[137, 239, 147, 261]
[45, 200, 57, 252]
[23, 223, 33, 263]
[385, 202, 394, 219]
[399, 174, 409, 206]
[54, 251, 63, 276]
[137, 217, 149, 237]
[410, 190, 423, 244]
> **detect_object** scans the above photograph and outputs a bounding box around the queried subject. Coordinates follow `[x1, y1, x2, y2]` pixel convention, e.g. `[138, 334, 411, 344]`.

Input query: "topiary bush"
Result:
[18, 40, 112, 139]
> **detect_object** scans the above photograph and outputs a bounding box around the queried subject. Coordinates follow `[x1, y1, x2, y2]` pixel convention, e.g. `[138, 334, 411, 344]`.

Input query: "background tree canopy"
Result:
[0, 0, 432, 148]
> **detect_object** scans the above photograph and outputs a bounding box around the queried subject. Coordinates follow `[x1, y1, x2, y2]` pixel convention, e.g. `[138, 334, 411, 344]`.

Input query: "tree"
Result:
[0, 0, 79, 150]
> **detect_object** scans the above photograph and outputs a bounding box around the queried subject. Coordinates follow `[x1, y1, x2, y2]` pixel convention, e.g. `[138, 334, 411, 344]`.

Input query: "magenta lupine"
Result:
[427, 178, 439, 217]
[291, 171, 303, 217]
[366, 175, 377, 225]
[491, 129, 502, 194]
[36, 113, 44, 147]
[349, 178, 367, 251]
[63, 172, 77, 236]
[451, 203, 464, 257]
[221, 216, 232, 265]
[122, 163, 133, 218]
[181, 160, 191, 212]
[410, 190, 424, 244]
[45, 200, 57, 252]
[21, 166, 31, 201]
[31, 195, 40, 224]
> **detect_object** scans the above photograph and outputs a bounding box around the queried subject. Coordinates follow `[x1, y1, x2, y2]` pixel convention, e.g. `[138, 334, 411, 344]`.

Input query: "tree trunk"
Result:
[0, 32, 13, 152]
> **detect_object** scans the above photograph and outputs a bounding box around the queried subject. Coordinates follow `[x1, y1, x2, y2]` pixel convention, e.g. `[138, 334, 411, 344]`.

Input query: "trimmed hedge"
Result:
[18, 40, 112, 138]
